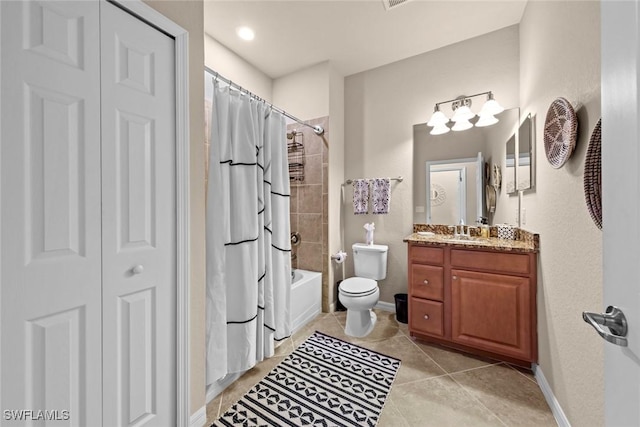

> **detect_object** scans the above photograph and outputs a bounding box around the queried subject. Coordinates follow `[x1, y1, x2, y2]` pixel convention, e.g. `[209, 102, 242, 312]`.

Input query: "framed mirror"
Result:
[505, 135, 517, 194]
[517, 113, 534, 191]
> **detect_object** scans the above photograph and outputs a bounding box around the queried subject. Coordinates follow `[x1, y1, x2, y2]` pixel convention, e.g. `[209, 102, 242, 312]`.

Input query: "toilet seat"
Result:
[339, 277, 378, 297]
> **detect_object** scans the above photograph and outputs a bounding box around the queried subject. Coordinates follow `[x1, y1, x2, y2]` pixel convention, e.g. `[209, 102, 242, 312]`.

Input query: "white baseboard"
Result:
[375, 300, 395, 312]
[189, 406, 207, 427]
[533, 364, 570, 427]
[206, 371, 244, 403]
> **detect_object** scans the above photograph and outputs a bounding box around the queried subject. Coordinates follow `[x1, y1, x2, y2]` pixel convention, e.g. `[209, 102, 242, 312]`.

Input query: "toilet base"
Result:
[345, 308, 377, 338]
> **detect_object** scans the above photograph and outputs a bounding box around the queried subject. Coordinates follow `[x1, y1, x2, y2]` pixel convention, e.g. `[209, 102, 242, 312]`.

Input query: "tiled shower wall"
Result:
[288, 116, 330, 311]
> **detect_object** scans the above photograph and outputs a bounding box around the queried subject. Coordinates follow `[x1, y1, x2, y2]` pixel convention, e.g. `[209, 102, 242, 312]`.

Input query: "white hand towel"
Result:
[372, 178, 391, 214]
[353, 179, 370, 215]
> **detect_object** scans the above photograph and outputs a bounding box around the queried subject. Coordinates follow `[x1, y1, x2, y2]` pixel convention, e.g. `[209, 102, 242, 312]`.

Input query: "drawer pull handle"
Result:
[423, 314, 429, 320]
[423, 280, 429, 285]
[452, 275, 457, 280]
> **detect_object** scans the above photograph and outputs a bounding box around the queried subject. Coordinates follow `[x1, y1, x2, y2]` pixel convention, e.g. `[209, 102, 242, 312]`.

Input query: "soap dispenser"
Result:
[478, 217, 490, 238]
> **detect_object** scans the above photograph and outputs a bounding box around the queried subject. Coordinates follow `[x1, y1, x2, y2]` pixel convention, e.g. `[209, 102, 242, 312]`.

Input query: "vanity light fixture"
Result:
[450, 98, 475, 122]
[426, 91, 504, 135]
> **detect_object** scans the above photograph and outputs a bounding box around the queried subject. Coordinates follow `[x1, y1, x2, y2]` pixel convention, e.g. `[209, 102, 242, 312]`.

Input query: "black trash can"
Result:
[394, 293, 408, 324]
[336, 280, 346, 311]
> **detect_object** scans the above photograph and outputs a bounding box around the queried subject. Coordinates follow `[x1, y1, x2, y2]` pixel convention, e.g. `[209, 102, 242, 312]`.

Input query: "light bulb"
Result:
[480, 94, 504, 116]
[451, 105, 475, 122]
[430, 123, 450, 135]
[236, 26, 255, 41]
[452, 118, 473, 131]
[475, 114, 499, 127]
[427, 108, 448, 127]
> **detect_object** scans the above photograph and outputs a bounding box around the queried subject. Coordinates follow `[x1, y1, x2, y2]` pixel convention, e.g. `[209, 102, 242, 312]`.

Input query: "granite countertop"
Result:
[403, 224, 539, 253]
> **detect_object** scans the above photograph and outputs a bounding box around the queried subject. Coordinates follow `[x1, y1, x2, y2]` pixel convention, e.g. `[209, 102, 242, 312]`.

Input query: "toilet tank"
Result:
[352, 243, 388, 280]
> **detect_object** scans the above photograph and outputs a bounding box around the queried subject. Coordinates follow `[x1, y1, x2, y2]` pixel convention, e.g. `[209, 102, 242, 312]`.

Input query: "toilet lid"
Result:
[339, 277, 377, 296]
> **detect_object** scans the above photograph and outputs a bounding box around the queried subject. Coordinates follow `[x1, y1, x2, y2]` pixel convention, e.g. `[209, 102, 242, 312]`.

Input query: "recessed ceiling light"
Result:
[236, 26, 255, 41]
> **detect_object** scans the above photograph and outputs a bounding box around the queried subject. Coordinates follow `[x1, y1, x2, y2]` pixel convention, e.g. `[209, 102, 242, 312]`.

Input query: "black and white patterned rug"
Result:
[212, 331, 401, 427]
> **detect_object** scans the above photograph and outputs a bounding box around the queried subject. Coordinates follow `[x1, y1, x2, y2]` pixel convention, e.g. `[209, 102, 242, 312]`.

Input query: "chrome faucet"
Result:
[453, 221, 471, 239]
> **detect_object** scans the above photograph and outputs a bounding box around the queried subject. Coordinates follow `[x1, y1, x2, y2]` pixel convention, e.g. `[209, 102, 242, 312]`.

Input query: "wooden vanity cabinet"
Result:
[408, 243, 537, 366]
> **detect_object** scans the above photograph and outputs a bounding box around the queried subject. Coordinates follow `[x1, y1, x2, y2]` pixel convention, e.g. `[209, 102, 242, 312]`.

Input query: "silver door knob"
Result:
[583, 305, 628, 346]
[132, 265, 144, 275]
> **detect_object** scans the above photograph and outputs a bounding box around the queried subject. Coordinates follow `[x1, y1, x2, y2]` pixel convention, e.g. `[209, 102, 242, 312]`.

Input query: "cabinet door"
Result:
[451, 269, 532, 360]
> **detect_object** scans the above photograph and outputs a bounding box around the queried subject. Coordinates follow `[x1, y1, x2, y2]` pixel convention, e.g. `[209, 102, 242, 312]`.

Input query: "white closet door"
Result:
[99, 2, 176, 426]
[0, 1, 103, 425]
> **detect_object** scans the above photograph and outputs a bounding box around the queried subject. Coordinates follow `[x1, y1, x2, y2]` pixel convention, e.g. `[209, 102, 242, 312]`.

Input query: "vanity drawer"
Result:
[410, 297, 444, 337]
[411, 264, 444, 301]
[451, 249, 530, 275]
[410, 245, 444, 265]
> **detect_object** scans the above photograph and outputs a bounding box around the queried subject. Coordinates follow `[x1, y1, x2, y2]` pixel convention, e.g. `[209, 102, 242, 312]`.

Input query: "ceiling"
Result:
[203, 0, 528, 79]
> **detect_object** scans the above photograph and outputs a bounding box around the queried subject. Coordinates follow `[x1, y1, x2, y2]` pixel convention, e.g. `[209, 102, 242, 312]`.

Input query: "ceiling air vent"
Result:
[382, 0, 412, 11]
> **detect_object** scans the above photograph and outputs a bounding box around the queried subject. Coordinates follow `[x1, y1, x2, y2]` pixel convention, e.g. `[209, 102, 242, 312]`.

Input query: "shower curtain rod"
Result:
[206, 67, 325, 136]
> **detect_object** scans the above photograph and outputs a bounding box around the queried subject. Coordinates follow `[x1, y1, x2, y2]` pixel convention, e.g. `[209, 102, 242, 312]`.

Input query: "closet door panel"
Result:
[0, 1, 102, 424]
[99, 2, 176, 426]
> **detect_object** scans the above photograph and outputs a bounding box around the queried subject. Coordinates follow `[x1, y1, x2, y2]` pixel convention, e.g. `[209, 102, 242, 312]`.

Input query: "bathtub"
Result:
[291, 269, 322, 334]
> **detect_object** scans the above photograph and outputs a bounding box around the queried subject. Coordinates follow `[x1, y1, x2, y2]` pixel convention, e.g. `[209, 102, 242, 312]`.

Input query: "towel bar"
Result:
[345, 176, 403, 185]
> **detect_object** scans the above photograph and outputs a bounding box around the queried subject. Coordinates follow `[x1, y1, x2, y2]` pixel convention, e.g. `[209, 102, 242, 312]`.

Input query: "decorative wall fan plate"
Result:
[485, 184, 496, 213]
[584, 119, 602, 229]
[544, 97, 578, 168]
[492, 164, 501, 189]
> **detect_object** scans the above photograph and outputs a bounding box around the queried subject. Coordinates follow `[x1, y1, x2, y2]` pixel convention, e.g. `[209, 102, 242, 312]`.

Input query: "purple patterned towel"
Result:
[372, 178, 391, 214]
[353, 179, 370, 215]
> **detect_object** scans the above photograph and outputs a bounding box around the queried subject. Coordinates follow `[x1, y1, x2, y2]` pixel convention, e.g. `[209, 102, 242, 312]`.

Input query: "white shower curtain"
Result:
[206, 79, 291, 384]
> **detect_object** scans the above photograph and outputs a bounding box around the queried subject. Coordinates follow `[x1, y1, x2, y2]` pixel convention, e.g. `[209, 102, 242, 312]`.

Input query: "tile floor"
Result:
[206, 310, 556, 426]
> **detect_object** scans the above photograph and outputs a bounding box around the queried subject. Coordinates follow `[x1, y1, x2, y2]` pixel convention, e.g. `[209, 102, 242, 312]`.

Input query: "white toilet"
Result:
[338, 243, 389, 337]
